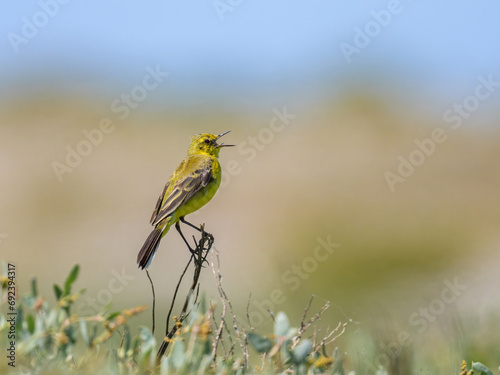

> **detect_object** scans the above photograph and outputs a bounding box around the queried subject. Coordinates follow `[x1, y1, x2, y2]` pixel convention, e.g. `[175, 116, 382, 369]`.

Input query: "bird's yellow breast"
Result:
[172, 156, 221, 219]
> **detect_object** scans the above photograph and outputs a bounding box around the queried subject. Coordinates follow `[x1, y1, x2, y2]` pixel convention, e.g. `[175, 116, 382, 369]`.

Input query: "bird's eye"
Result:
[204, 139, 210, 144]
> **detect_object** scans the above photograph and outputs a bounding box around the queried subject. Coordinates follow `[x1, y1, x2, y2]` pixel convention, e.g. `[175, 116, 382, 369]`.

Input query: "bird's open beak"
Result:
[216, 131, 235, 148]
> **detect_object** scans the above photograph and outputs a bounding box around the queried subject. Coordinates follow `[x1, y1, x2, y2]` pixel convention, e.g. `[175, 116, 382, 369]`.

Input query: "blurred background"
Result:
[1, 1, 500, 372]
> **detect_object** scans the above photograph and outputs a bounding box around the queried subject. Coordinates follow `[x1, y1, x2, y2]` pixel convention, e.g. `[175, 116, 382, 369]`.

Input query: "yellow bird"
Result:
[137, 131, 233, 269]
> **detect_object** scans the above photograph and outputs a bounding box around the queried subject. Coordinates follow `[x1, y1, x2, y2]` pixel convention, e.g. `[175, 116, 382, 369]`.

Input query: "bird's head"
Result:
[188, 131, 234, 157]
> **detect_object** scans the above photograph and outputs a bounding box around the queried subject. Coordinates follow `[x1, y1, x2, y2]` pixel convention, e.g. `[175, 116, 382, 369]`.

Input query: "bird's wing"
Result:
[150, 158, 214, 226]
[149, 180, 170, 224]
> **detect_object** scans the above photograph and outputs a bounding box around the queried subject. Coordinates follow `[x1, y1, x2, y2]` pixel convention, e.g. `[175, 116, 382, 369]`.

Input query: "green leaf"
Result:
[106, 311, 121, 321]
[30, 277, 38, 297]
[171, 339, 186, 370]
[22, 295, 36, 309]
[248, 332, 273, 353]
[281, 339, 292, 364]
[274, 312, 290, 337]
[138, 326, 156, 366]
[100, 300, 114, 315]
[26, 314, 35, 334]
[63, 264, 80, 296]
[291, 339, 312, 363]
[472, 362, 494, 375]
[64, 324, 77, 345]
[53, 284, 63, 301]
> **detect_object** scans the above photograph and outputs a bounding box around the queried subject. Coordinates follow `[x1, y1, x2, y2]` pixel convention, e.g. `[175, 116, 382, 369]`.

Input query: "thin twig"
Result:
[156, 225, 214, 365]
[324, 322, 348, 347]
[293, 295, 314, 347]
[118, 328, 126, 350]
[314, 321, 348, 351]
[211, 251, 234, 354]
[211, 297, 226, 360]
[165, 256, 193, 334]
[292, 299, 330, 349]
[225, 343, 236, 361]
[211, 249, 249, 367]
[221, 311, 235, 357]
[145, 270, 156, 334]
[259, 353, 267, 373]
[246, 293, 253, 331]
[312, 328, 318, 349]
[212, 312, 228, 358]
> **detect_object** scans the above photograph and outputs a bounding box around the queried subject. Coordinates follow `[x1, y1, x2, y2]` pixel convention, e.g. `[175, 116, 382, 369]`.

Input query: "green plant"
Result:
[0, 263, 349, 374]
[247, 311, 345, 375]
[0, 263, 147, 374]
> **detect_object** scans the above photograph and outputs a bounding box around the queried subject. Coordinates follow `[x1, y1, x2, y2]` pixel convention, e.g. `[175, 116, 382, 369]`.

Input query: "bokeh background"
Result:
[2, 1, 500, 372]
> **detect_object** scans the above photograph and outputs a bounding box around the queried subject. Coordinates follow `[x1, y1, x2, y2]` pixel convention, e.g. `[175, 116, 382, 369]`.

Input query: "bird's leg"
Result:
[199, 225, 214, 267]
[180, 217, 202, 232]
[175, 222, 197, 257]
[180, 216, 213, 240]
[179, 217, 213, 266]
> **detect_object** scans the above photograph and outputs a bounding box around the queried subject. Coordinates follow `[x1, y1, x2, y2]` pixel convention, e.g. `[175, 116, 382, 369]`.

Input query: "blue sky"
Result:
[1, 1, 500, 110]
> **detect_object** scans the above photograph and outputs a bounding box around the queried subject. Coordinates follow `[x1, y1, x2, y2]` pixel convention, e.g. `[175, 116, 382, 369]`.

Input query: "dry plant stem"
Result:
[315, 321, 348, 351]
[312, 329, 318, 349]
[211, 308, 228, 360]
[165, 257, 193, 333]
[246, 293, 254, 331]
[207, 305, 215, 339]
[293, 295, 314, 347]
[210, 251, 234, 357]
[221, 307, 235, 355]
[226, 343, 236, 361]
[211, 250, 249, 367]
[211, 298, 227, 360]
[155, 225, 214, 365]
[145, 270, 156, 334]
[118, 329, 126, 350]
[260, 353, 267, 373]
[292, 298, 330, 349]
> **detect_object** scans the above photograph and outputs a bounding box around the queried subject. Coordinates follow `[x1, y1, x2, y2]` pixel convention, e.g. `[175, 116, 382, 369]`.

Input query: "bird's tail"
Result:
[137, 227, 164, 270]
